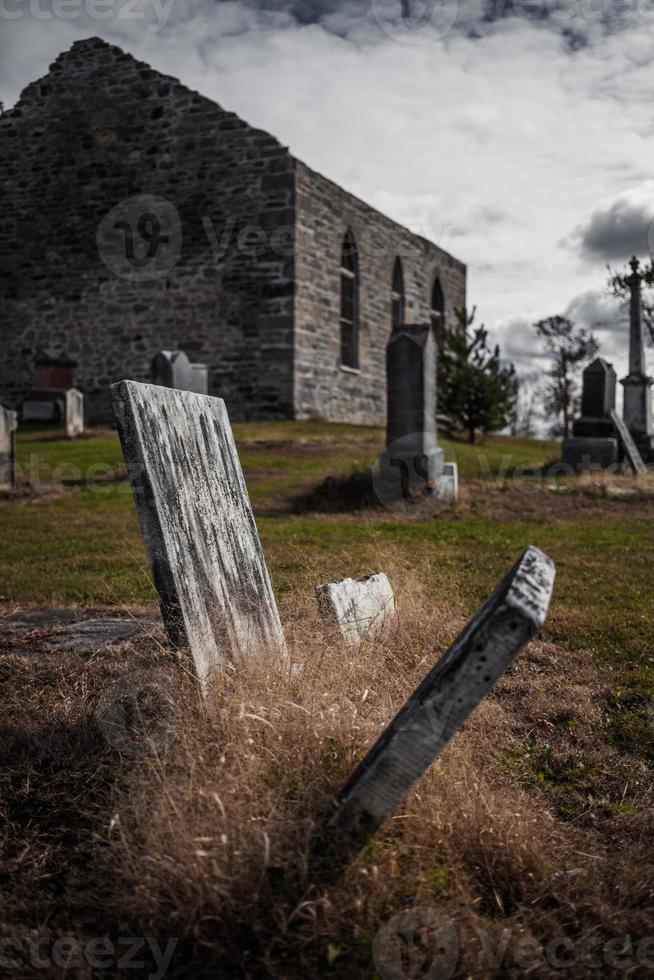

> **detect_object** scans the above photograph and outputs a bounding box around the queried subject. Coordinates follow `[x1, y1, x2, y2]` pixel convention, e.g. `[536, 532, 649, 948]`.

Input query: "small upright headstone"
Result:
[64, 388, 84, 439]
[324, 546, 555, 855]
[316, 572, 396, 647]
[112, 380, 287, 692]
[0, 405, 18, 491]
[378, 325, 457, 505]
[579, 358, 617, 427]
[151, 350, 193, 392]
[562, 358, 619, 470]
[189, 362, 209, 396]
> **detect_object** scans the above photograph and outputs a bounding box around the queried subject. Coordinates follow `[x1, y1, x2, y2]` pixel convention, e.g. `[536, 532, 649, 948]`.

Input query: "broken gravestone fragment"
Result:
[315, 572, 396, 646]
[323, 546, 555, 855]
[111, 381, 287, 692]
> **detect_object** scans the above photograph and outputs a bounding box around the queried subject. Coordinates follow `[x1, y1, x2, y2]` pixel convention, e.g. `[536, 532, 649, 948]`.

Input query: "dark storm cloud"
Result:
[576, 197, 654, 262]
[220, 0, 651, 40]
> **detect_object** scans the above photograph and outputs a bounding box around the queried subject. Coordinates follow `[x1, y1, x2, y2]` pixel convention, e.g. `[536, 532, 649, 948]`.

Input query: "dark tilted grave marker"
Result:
[324, 546, 555, 854]
[112, 380, 287, 692]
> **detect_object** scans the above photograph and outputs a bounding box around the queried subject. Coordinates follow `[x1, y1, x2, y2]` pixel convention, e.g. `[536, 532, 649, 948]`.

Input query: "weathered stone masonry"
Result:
[294, 162, 466, 425]
[0, 37, 466, 425]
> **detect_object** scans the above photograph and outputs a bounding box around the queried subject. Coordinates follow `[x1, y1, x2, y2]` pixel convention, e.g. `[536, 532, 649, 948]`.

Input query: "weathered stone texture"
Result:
[112, 380, 287, 690]
[293, 161, 466, 425]
[316, 572, 396, 646]
[0, 38, 295, 422]
[327, 546, 555, 850]
[1, 38, 465, 428]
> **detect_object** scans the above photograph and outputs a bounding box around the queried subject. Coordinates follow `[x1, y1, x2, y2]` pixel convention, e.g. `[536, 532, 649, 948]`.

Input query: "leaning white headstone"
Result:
[325, 546, 555, 852]
[316, 572, 396, 647]
[64, 388, 84, 439]
[0, 404, 18, 491]
[112, 381, 287, 691]
[610, 410, 647, 475]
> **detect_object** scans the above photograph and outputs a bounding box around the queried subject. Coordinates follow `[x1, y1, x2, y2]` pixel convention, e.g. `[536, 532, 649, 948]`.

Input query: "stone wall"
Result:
[293, 161, 467, 425]
[0, 37, 466, 427]
[0, 37, 295, 421]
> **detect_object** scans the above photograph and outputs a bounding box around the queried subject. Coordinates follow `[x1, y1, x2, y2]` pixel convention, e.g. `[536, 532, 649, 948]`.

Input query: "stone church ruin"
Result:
[0, 37, 466, 425]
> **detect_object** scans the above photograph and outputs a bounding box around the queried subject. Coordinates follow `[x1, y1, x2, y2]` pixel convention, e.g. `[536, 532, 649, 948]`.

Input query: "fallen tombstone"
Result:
[322, 546, 555, 855]
[47, 618, 162, 654]
[316, 572, 396, 646]
[112, 380, 287, 692]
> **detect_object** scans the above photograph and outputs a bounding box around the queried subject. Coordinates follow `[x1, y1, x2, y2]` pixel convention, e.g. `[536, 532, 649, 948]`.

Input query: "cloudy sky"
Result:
[2, 0, 654, 403]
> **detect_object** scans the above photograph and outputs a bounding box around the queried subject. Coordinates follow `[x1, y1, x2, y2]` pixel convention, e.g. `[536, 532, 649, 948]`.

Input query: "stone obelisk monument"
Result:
[621, 256, 654, 462]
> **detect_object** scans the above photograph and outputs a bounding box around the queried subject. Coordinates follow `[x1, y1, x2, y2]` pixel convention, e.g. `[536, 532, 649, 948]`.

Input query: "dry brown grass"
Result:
[1, 556, 652, 978]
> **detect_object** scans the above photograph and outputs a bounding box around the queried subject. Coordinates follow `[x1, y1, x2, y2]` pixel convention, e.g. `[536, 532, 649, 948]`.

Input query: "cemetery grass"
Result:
[1, 424, 653, 978]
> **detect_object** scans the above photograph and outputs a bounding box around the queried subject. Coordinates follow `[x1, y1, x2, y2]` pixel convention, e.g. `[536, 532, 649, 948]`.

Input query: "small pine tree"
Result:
[438, 306, 518, 444]
[534, 315, 599, 439]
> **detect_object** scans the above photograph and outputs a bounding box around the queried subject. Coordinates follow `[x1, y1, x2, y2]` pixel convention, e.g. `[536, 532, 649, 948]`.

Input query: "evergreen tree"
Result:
[438, 307, 518, 444]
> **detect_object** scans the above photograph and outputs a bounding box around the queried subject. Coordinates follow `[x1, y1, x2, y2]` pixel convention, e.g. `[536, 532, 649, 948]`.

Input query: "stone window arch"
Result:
[340, 229, 359, 369]
[430, 274, 445, 353]
[391, 257, 405, 330]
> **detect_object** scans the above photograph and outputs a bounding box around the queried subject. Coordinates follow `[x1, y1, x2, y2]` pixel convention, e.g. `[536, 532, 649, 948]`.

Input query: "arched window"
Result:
[391, 257, 405, 330]
[340, 230, 359, 369]
[430, 275, 445, 353]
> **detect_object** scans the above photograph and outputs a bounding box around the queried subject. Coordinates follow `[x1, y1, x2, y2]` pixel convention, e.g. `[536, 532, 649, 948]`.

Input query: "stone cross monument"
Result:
[621, 257, 654, 461]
